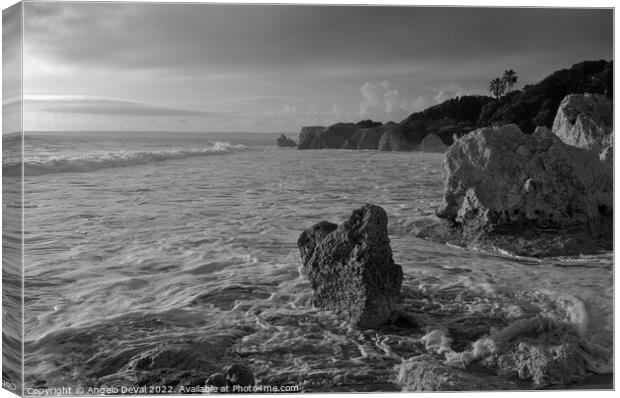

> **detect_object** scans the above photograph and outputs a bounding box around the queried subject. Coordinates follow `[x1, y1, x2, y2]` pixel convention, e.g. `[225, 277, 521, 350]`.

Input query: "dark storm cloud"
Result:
[25, 96, 232, 117]
[24, 3, 613, 77]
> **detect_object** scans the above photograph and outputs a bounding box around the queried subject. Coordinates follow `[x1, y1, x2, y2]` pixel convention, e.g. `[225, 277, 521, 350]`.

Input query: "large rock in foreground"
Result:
[421, 124, 612, 256]
[552, 93, 613, 152]
[297, 204, 403, 329]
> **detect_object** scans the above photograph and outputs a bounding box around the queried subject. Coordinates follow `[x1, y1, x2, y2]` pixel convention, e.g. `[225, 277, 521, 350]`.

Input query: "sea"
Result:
[1, 131, 614, 392]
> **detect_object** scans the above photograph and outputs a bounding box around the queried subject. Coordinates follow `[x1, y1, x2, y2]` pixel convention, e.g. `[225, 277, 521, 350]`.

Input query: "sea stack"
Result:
[297, 204, 403, 329]
[276, 134, 297, 148]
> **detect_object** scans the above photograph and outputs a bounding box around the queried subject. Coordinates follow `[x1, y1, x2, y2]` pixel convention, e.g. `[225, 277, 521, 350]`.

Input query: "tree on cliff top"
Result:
[502, 69, 518, 92]
[489, 78, 506, 99]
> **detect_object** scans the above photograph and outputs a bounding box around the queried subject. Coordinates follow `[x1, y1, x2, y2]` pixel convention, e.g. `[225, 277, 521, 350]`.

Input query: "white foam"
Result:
[6, 142, 245, 176]
[420, 329, 453, 354]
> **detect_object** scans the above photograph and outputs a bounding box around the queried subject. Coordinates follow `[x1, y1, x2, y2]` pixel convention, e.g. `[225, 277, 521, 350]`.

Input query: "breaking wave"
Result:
[3, 142, 245, 176]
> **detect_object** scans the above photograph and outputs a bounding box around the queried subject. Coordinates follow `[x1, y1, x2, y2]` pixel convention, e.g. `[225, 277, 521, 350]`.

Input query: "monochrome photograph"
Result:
[1, 0, 614, 395]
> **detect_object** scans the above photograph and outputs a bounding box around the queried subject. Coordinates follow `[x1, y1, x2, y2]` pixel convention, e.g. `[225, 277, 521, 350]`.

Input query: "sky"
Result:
[2, 1, 614, 133]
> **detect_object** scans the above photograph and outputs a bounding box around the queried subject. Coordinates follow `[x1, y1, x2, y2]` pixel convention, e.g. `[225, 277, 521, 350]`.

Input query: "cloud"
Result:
[359, 80, 428, 121]
[431, 82, 487, 104]
[264, 104, 297, 116]
[434, 90, 463, 103]
[24, 95, 231, 117]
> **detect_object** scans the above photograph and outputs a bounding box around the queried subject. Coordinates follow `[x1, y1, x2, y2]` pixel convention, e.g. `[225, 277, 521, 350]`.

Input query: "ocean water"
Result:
[3, 131, 613, 391]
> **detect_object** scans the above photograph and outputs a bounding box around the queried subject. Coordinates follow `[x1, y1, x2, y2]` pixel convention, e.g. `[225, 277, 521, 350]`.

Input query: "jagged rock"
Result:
[420, 124, 612, 256]
[438, 124, 611, 232]
[297, 204, 403, 329]
[552, 93, 613, 152]
[481, 322, 590, 388]
[419, 133, 448, 152]
[276, 134, 297, 148]
[298, 126, 326, 150]
[485, 340, 587, 388]
[378, 124, 410, 151]
[397, 355, 517, 391]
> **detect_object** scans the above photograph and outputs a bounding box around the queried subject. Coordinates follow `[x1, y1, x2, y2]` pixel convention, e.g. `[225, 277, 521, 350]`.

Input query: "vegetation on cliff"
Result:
[398, 60, 612, 146]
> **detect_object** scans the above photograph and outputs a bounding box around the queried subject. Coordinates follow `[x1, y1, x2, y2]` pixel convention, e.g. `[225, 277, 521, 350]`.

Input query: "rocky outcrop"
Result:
[297, 123, 361, 150]
[297, 204, 403, 329]
[419, 133, 448, 152]
[476, 317, 608, 388]
[298, 122, 410, 151]
[276, 134, 297, 148]
[420, 124, 612, 256]
[398, 356, 516, 391]
[552, 93, 613, 152]
[378, 124, 410, 151]
[298, 126, 326, 150]
[318, 123, 360, 149]
[483, 334, 587, 387]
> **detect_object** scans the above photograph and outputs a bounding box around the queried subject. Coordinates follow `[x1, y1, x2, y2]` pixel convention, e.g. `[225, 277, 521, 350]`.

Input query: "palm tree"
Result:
[502, 69, 518, 92]
[489, 78, 506, 99]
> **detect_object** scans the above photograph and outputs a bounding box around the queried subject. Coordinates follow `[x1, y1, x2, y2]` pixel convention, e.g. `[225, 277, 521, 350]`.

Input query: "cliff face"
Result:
[399, 95, 492, 147]
[298, 126, 327, 150]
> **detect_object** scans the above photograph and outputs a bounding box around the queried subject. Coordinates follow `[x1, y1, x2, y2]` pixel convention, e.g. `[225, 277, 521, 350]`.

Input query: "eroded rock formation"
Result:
[378, 124, 410, 151]
[297, 204, 403, 329]
[419, 124, 612, 256]
[419, 133, 448, 152]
